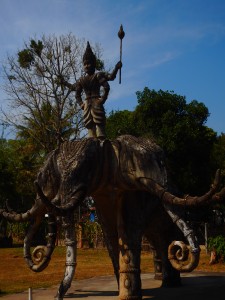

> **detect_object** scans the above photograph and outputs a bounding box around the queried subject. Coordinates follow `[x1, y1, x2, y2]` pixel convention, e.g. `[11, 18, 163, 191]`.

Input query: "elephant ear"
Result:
[116, 135, 168, 187]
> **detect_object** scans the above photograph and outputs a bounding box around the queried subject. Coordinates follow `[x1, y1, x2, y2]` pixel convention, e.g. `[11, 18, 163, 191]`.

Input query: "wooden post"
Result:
[28, 287, 33, 300]
[205, 222, 208, 254]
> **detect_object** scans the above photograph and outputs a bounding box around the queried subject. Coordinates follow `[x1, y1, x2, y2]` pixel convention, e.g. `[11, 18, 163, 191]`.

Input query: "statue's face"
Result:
[84, 60, 95, 75]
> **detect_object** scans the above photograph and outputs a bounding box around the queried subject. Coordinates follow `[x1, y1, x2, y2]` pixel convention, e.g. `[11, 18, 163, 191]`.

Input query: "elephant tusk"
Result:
[0, 203, 40, 222]
[162, 169, 221, 206]
[139, 169, 222, 207]
[211, 186, 225, 202]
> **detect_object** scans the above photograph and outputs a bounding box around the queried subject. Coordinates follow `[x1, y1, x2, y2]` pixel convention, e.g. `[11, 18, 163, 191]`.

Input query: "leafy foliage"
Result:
[0, 138, 38, 211]
[211, 133, 225, 185]
[82, 221, 103, 248]
[106, 110, 138, 139]
[18, 49, 34, 68]
[208, 235, 225, 261]
[134, 88, 218, 194]
[2, 34, 104, 155]
[106, 88, 219, 194]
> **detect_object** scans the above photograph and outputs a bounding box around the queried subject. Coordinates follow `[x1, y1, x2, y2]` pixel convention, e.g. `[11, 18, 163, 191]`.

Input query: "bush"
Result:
[82, 221, 103, 248]
[208, 235, 225, 261]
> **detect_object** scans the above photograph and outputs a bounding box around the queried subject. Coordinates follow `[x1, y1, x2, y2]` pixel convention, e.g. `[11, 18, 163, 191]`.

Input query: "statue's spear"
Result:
[118, 24, 125, 84]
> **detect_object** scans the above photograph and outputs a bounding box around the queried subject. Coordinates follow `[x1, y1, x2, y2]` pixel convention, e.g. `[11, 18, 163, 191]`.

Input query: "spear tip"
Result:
[118, 24, 125, 40]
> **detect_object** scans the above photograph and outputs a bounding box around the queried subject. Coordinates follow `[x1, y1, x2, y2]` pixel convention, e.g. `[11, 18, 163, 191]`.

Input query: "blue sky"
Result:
[0, 0, 225, 135]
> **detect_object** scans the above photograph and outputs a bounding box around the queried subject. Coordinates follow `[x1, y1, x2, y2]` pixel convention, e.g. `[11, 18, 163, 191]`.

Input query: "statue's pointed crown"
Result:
[83, 41, 96, 65]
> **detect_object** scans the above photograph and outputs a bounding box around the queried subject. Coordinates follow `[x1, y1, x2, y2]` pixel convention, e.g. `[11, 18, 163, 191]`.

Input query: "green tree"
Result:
[0, 138, 38, 210]
[212, 133, 225, 184]
[106, 110, 138, 139]
[106, 88, 218, 194]
[133, 88, 217, 194]
[0, 138, 39, 246]
[1, 34, 103, 155]
[0, 139, 17, 207]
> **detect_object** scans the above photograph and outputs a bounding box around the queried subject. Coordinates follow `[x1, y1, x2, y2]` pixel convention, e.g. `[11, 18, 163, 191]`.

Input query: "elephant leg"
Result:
[119, 245, 142, 300]
[55, 214, 77, 300]
[117, 199, 142, 300]
[144, 205, 182, 287]
[161, 255, 181, 287]
[96, 209, 120, 285]
[102, 226, 120, 285]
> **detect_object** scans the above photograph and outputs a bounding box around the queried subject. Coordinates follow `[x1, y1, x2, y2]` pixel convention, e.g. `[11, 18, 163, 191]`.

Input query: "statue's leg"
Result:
[117, 199, 142, 300]
[96, 124, 106, 139]
[88, 127, 97, 138]
[55, 214, 77, 300]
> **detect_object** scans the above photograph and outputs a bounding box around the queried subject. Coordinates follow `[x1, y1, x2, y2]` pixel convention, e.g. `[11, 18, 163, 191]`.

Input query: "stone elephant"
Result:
[1, 135, 225, 300]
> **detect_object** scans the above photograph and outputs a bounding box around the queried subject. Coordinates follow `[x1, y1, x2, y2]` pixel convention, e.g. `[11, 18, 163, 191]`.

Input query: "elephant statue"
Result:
[1, 135, 225, 300]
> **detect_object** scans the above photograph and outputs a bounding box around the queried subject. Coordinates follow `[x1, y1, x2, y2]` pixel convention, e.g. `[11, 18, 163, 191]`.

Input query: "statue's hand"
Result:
[116, 61, 122, 69]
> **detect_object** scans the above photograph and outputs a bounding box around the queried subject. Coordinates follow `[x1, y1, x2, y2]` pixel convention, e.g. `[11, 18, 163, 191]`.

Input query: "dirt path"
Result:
[1, 272, 225, 300]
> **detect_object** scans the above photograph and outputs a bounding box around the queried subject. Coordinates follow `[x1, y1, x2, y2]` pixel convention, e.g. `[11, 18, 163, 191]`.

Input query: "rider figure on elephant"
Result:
[60, 41, 122, 139]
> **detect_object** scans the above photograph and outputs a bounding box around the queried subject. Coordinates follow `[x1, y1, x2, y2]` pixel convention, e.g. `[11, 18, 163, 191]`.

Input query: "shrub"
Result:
[208, 235, 225, 261]
[82, 221, 103, 248]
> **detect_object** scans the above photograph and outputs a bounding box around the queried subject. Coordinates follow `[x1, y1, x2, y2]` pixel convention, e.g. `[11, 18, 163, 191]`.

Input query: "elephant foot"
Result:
[119, 248, 142, 300]
[119, 271, 142, 300]
[55, 282, 66, 300]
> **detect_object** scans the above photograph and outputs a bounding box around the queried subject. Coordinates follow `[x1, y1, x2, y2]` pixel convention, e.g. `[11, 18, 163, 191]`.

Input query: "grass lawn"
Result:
[0, 246, 225, 296]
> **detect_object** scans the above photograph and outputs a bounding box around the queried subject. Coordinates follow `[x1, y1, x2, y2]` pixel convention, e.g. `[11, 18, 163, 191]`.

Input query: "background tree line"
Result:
[106, 87, 225, 196]
[0, 34, 225, 245]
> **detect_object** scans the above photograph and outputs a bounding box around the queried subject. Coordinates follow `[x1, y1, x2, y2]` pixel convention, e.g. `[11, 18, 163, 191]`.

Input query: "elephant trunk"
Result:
[165, 206, 200, 272]
[168, 241, 200, 272]
[24, 214, 57, 272]
[35, 181, 87, 216]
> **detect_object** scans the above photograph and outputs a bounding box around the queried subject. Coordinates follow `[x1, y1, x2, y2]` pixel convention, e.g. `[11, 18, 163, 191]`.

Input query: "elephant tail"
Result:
[24, 214, 57, 272]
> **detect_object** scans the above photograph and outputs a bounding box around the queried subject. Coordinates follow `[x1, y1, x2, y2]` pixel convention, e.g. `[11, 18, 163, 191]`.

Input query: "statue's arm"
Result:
[75, 81, 84, 109]
[58, 75, 76, 91]
[97, 61, 122, 104]
[107, 61, 122, 81]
